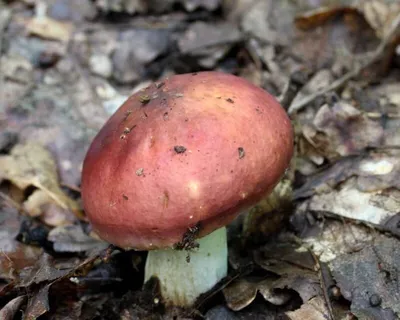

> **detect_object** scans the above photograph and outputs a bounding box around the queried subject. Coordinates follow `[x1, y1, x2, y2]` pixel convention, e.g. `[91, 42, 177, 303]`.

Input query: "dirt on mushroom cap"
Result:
[81, 71, 294, 250]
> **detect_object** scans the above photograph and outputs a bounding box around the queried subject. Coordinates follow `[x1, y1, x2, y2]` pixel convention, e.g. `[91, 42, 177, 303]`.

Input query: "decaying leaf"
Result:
[331, 235, 400, 318]
[0, 143, 82, 219]
[254, 244, 321, 304]
[18, 253, 70, 287]
[286, 296, 329, 320]
[300, 218, 374, 263]
[25, 284, 51, 320]
[224, 242, 321, 311]
[308, 177, 400, 225]
[311, 102, 384, 158]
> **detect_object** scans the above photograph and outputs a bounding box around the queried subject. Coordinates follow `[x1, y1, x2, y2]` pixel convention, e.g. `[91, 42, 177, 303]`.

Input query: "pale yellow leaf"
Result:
[0, 143, 82, 218]
[25, 16, 73, 42]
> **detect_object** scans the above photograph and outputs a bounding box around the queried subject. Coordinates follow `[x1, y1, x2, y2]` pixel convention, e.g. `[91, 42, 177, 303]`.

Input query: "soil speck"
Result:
[173, 222, 201, 251]
[155, 81, 165, 89]
[174, 146, 187, 154]
[238, 147, 245, 159]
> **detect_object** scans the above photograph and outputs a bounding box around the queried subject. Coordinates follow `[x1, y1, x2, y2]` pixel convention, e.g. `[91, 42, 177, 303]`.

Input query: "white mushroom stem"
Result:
[144, 227, 228, 307]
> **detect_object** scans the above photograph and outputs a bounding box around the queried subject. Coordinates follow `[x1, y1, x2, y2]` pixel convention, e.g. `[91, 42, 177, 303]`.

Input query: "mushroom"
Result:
[81, 71, 293, 307]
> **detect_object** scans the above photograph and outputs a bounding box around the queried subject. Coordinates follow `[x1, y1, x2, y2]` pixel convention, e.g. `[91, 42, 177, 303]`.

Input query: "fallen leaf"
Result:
[295, 1, 400, 41]
[25, 16, 73, 42]
[0, 143, 83, 219]
[0, 296, 26, 320]
[0, 54, 33, 84]
[308, 178, 400, 225]
[23, 189, 52, 217]
[300, 219, 373, 263]
[286, 296, 329, 320]
[311, 102, 384, 157]
[289, 70, 333, 114]
[355, 0, 400, 40]
[331, 236, 400, 318]
[24, 284, 51, 319]
[254, 244, 321, 304]
[18, 253, 70, 287]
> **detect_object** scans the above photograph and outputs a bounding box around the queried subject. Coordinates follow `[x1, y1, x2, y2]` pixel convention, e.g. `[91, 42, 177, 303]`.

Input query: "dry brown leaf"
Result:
[25, 16, 73, 42]
[0, 143, 82, 219]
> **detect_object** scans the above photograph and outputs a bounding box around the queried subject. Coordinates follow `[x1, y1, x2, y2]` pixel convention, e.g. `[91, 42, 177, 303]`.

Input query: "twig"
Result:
[309, 250, 335, 320]
[288, 13, 400, 114]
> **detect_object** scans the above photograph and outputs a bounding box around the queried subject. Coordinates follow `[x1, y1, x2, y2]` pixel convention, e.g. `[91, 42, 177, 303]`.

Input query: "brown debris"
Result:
[174, 145, 187, 154]
[173, 223, 201, 251]
[238, 147, 245, 159]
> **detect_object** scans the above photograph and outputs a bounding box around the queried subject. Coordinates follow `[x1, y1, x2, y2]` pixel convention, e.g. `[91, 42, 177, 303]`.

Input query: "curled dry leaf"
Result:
[0, 143, 83, 219]
[224, 243, 321, 311]
[0, 295, 26, 320]
[23, 189, 52, 217]
[295, 0, 400, 41]
[223, 278, 291, 311]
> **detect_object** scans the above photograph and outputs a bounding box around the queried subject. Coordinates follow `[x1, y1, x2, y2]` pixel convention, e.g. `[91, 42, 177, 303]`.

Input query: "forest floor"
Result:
[1, 0, 400, 319]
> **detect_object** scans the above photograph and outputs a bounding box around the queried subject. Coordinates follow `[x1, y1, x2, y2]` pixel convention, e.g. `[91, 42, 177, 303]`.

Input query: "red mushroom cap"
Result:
[81, 72, 293, 250]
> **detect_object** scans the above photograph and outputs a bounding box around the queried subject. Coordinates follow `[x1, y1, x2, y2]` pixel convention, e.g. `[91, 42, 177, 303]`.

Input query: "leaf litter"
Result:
[1, 0, 400, 318]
